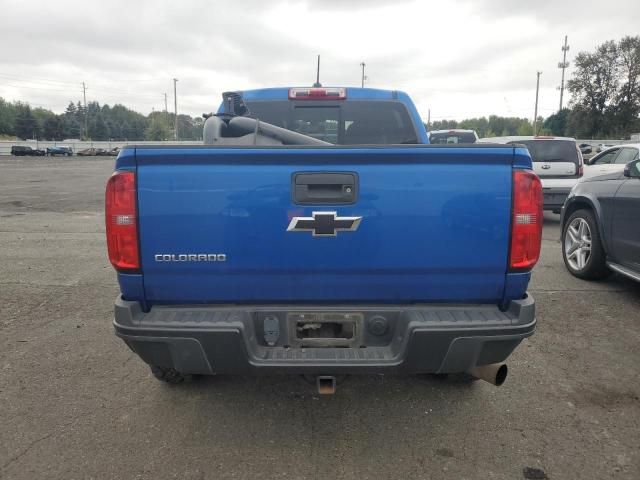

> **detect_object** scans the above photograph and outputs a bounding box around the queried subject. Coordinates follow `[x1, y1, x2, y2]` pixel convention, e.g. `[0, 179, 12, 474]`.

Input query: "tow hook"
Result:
[316, 376, 337, 395]
[467, 363, 508, 386]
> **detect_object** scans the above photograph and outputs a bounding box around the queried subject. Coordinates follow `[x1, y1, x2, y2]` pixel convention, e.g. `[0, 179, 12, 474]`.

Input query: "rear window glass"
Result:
[510, 140, 579, 163]
[244, 100, 418, 145]
[429, 132, 477, 144]
[615, 148, 639, 164]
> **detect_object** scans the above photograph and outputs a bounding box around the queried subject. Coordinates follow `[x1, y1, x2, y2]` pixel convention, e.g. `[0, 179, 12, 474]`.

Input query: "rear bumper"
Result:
[114, 295, 536, 375]
[542, 187, 572, 210]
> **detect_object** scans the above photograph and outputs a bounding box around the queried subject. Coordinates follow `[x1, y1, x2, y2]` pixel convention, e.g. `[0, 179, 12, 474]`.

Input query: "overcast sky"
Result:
[1, 0, 638, 122]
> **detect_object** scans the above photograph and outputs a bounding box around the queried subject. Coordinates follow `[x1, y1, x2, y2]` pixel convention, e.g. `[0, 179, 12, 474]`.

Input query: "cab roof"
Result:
[238, 87, 410, 102]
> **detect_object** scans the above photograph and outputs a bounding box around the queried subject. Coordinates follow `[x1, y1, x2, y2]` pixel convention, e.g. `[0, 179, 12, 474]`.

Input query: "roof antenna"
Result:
[313, 54, 322, 87]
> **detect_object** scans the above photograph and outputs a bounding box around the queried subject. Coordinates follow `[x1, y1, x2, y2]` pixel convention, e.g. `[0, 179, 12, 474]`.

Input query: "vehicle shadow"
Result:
[136, 370, 542, 477]
[543, 211, 561, 225]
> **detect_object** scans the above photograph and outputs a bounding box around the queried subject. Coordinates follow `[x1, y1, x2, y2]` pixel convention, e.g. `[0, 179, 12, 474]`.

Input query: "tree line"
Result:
[544, 36, 640, 138]
[430, 116, 537, 138]
[433, 36, 639, 139]
[0, 99, 204, 141]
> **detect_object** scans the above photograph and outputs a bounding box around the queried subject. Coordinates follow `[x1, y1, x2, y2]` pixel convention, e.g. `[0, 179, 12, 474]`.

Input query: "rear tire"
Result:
[562, 209, 610, 280]
[150, 365, 190, 384]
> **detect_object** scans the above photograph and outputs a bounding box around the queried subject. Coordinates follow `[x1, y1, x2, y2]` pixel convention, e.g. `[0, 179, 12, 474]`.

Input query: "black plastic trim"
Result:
[113, 296, 536, 375]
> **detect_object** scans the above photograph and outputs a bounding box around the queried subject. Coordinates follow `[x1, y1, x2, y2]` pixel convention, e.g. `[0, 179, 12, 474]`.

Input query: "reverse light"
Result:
[288, 87, 346, 100]
[105, 171, 139, 271]
[510, 169, 543, 270]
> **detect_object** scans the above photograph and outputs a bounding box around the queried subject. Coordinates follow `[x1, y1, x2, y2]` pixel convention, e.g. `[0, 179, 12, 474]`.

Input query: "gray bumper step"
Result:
[114, 296, 536, 375]
[263, 347, 392, 362]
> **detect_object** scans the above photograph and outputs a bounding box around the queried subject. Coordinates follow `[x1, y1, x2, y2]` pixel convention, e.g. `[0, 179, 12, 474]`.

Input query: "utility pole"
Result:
[82, 82, 88, 139]
[534, 71, 542, 135]
[427, 108, 431, 129]
[313, 55, 321, 87]
[360, 62, 366, 88]
[173, 78, 178, 140]
[558, 35, 570, 111]
[164, 92, 169, 128]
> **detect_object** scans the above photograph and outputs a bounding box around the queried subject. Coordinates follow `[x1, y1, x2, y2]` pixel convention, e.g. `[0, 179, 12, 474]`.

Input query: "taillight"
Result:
[288, 87, 346, 100]
[105, 171, 139, 271]
[576, 145, 584, 177]
[510, 169, 543, 271]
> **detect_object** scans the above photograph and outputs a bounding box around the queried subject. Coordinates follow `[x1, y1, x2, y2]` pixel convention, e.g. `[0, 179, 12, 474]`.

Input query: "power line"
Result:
[0, 72, 80, 87]
[0, 73, 165, 98]
[0, 82, 69, 92]
[0, 80, 162, 100]
[0, 72, 164, 88]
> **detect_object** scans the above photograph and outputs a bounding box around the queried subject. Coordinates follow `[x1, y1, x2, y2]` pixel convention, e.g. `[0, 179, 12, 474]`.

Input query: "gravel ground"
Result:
[1, 155, 639, 480]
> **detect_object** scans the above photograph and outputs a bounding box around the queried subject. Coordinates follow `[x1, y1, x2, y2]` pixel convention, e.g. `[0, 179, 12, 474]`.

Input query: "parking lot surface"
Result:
[1, 156, 639, 480]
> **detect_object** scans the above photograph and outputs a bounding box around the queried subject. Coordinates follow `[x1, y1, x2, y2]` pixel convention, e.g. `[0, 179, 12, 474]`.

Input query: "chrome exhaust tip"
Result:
[467, 363, 508, 386]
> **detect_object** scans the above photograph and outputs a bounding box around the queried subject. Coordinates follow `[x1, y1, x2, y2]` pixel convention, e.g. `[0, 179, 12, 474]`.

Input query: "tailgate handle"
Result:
[293, 172, 358, 205]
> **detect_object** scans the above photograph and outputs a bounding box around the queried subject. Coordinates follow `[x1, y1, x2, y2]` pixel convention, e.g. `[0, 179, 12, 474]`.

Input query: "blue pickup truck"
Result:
[107, 87, 542, 392]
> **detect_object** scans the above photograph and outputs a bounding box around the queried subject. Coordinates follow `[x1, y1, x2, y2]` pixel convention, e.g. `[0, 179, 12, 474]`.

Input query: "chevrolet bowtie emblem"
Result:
[287, 211, 362, 237]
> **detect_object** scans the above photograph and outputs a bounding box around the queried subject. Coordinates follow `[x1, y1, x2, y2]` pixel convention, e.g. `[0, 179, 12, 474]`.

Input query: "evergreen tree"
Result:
[14, 103, 38, 139]
[65, 102, 77, 117]
[543, 109, 570, 136]
[63, 116, 81, 139]
[43, 116, 64, 140]
[145, 116, 171, 140]
[88, 114, 110, 140]
[0, 97, 17, 136]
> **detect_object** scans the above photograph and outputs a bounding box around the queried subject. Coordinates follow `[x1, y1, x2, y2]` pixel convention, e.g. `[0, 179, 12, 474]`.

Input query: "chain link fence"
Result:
[0, 140, 199, 155]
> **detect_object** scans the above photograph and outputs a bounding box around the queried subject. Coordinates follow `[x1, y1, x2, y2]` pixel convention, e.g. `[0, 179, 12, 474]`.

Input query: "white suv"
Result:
[583, 144, 640, 178]
[479, 136, 583, 213]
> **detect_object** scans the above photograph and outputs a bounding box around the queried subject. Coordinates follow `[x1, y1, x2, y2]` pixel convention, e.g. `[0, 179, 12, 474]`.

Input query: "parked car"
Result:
[77, 148, 100, 156]
[46, 146, 73, 156]
[561, 159, 640, 282]
[11, 145, 46, 156]
[583, 144, 639, 179]
[596, 143, 615, 153]
[429, 129, 478, 144]
[108, 87, 542, 390]
[579, 143, 593, 155]
[106, 147, 120, 156]
[479, 136, 583, 213]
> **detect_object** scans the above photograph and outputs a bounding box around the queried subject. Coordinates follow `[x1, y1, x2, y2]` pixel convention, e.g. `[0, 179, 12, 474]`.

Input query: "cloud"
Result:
[0, 0, 638, 120]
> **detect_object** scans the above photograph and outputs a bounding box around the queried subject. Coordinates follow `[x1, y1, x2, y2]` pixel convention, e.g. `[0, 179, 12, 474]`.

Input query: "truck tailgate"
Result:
[135, 146, 515, 304]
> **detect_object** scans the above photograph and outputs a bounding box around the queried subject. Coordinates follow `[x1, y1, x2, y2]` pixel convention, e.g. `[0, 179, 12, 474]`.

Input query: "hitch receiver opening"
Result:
[316, 376, 337, 395]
